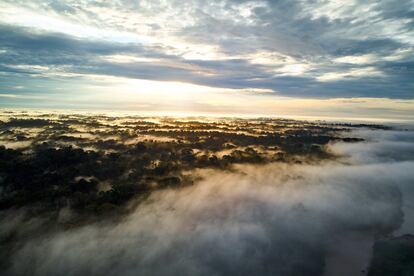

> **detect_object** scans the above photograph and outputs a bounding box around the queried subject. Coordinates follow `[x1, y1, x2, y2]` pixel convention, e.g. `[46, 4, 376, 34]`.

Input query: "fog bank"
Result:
[2, 128, 414, 276]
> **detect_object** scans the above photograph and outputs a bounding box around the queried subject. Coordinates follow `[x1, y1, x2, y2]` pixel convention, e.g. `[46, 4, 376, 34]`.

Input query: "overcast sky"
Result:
[0, 0, 413, 120]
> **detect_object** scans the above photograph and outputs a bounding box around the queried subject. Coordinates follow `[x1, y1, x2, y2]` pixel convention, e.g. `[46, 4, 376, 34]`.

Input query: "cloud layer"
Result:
[0, 0, 413, 113]
[2, 127, 414, 276]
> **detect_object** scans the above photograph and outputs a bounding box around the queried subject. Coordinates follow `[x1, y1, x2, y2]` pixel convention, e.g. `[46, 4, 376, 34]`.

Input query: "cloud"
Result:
[2, 127, 414, 276]
[0, 0, 413, 104]
[316, 67, 384, 82]
[331, 129, 414, 163]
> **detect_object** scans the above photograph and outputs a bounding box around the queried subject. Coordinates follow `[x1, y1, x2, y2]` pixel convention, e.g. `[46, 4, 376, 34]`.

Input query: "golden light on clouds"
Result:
[0, 0, 413, 121]
[48, 75, 412, 121]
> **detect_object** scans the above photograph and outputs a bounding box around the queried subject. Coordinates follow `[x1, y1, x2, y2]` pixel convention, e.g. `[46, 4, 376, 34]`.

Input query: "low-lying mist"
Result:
[2, 127, 413, 276]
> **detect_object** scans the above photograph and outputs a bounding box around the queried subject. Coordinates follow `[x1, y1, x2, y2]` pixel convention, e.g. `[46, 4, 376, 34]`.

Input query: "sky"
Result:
[0, 0, 413, 120]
